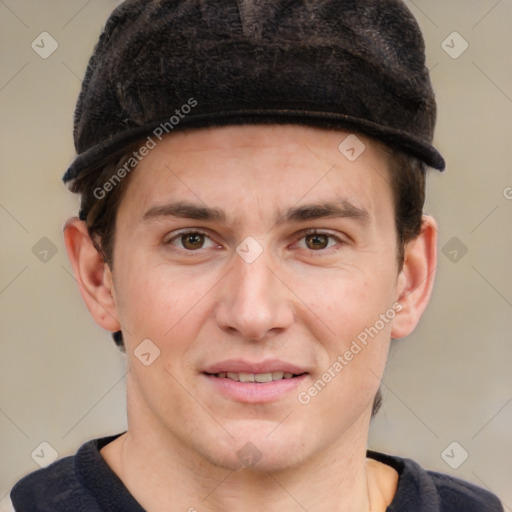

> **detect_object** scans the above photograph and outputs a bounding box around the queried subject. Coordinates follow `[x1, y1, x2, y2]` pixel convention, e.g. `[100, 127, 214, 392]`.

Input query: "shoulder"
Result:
[426, 470, 504, 512]
[10, 452, 100, 511]
[367, 450, 504, 512]
[10, 435, 124, 512]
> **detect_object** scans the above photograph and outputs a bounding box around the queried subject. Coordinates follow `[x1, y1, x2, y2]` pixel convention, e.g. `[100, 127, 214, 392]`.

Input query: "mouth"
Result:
[201, 361, 309, 403]
[205, 370, 305, 382]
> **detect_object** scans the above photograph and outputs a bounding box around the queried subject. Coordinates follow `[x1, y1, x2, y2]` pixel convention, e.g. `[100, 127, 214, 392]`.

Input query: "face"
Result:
[110, 125, 403, 471]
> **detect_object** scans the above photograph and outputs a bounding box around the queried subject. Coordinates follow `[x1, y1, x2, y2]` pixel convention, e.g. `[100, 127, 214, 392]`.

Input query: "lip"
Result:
[202, 359, 308, 375]
[202, 373, 308, 403]
[201, 359, 309, 404]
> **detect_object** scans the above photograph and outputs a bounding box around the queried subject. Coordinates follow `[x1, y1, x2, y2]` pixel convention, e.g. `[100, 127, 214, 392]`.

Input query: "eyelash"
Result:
[163, 228, 346, 255]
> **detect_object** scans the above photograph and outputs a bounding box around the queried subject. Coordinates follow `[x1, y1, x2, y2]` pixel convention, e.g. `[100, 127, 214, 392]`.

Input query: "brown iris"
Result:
[181, 233, 205, 250]
[305, 233, 329, 250]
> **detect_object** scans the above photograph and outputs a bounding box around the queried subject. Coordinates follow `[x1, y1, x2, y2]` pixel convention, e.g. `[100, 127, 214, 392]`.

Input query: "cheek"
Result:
[113, 257, 215, 349]
[297, 272, 395, 422]
[296, 264, 397, 351]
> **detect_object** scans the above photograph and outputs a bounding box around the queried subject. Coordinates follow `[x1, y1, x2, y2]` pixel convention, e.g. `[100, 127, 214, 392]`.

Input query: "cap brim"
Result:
[63, 108, 445, 183]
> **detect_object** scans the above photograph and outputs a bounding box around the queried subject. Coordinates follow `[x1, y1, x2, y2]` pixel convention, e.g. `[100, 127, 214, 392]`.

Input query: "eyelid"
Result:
[297, 228, 347, 243]
[163, 228, 218, 249]
[292, 228, 348, 253]
[162, 227, 348, 253]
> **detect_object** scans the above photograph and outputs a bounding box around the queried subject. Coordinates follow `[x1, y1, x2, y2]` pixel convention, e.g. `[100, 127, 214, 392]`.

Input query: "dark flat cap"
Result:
[63, 0, 445, 183]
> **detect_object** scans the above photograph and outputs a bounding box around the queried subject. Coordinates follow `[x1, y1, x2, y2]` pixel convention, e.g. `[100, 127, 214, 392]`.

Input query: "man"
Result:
[10, 0, 504, 510]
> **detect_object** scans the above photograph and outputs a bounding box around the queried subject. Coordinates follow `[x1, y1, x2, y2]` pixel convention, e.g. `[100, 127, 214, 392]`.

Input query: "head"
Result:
[63, 0, 442, 472]
[64, 124, 437, 472]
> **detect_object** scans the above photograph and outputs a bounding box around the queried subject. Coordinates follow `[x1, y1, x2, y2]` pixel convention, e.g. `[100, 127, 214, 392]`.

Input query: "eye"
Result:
[165, 230, 217, 250]
[296, 230, 342, 251]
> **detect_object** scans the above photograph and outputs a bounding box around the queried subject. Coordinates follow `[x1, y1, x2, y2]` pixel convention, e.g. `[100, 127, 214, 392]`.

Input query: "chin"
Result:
[197, 421, 311, 473]
[206, 444, 307, 474]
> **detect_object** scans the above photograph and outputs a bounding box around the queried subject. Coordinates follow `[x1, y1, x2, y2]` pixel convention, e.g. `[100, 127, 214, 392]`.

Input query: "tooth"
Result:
[226, 372, 240, 381]
[272, 371, 284, 380]
[283, 372, 294, 379]
[239, 372, 255, 382]
[255, 372, 273, 383]
[217, 372, 226, 378]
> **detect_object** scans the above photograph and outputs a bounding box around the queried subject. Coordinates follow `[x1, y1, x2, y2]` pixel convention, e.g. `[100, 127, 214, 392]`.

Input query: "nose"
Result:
[214, 248, 294, 342]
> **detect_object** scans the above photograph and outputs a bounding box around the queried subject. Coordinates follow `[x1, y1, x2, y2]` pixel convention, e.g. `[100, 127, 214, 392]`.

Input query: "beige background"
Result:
[1, 0, 511, 509]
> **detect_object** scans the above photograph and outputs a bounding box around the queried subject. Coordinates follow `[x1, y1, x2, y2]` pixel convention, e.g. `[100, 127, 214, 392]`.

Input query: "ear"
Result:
[63, 217, 121, 333]
[391, 214, 437, 339]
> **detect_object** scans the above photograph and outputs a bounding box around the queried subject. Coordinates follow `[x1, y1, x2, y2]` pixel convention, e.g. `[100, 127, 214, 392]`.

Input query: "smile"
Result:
[207, 371, 301, 382]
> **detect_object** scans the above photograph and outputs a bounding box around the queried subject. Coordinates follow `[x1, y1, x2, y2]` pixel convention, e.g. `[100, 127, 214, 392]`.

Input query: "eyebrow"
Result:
[280, 200, 370, 224]
[143, 202, 227, 223]
[142, 199, 370, 225]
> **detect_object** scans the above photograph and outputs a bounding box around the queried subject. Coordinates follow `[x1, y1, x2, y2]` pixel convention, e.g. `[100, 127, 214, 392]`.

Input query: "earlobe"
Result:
[63, 217, 121, 333]
[391, 215, 437, 339]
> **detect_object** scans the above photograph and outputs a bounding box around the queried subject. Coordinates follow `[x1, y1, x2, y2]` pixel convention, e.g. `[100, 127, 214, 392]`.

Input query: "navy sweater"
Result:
[11, 434, 504, 511]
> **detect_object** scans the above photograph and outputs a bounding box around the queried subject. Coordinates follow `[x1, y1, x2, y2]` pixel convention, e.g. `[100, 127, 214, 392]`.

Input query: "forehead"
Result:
[118, 124, 394, 226]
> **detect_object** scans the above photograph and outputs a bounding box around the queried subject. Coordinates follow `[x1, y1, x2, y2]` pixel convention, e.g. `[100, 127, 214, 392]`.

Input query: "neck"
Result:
[102, 424, 386, 512]
[109, 435, 374, 512]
